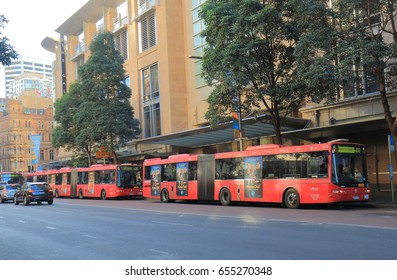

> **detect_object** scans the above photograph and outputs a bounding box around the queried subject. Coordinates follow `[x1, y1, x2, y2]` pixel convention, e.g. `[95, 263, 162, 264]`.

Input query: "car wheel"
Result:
[219, 188, 232, 206]
[160, 189, 170, 203]
[48, 200, 53, 205]
[283, 188, 300, 209]
[100, 189, 106, 200]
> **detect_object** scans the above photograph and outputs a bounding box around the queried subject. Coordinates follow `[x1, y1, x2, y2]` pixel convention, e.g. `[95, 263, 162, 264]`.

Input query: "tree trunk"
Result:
[113, 151, 119, 164]
[376, 64, 397, 163]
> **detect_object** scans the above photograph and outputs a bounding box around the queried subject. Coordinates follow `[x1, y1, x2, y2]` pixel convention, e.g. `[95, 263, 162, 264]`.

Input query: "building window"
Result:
[144, 103, 161, 138]
[49, 150, 54, 161]
[142, 64, 161, 137]
[114, 29, 128, 59]
[40, 149, 44, 161]
[139, 13, 156, 52]
[192, 0, 207, 56]
[142, 64, 159, 101]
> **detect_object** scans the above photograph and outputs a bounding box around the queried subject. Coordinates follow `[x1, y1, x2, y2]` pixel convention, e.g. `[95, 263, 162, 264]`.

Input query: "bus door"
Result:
[70, 169, 78, 197]
[197, 154, 215, 201]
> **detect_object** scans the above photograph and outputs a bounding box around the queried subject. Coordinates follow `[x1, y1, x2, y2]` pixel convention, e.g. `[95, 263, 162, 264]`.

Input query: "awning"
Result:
[282, 117, 389, 142]
[133, 115, 310, 148]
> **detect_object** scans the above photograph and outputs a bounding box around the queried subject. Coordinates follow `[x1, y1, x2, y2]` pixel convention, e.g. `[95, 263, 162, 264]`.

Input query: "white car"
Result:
[0, 184, 20, 203]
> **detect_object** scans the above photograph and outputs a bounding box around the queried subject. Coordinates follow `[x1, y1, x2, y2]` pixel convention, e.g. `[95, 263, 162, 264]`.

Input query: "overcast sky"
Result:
[1, 0, 88, 97]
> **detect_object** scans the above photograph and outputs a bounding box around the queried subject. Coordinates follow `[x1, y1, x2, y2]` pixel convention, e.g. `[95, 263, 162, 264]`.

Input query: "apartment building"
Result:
[0, 93, 55, 172]
[41, 0, 397, 188]
[3, 56, 53, 99]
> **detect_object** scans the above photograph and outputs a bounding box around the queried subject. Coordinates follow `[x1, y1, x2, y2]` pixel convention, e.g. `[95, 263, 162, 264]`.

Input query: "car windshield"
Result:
[31, 184, 51, 191]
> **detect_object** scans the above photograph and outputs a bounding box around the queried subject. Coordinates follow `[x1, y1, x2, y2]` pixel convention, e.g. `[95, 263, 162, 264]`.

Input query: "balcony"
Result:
[138, 0, 157, 15]
[134, 0, 158, 22]
[72, 41, 85, 61]
[113, 14, 129, 32]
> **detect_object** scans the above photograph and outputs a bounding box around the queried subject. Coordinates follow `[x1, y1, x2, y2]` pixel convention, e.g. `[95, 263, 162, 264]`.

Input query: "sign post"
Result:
[387, 135, 395, 203]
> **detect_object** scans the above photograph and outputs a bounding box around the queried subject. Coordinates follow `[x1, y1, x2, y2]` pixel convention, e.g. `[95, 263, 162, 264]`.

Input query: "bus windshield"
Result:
[332, 145, 367, 186]
[0, 173, 22, 184]
[117, 166, 142, 188]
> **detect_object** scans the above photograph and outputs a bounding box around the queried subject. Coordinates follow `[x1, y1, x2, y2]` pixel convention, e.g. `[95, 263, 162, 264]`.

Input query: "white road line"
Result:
[148, 249, 171, 255]
[46, 226, 57, 230]
[151, 220, 193, 227]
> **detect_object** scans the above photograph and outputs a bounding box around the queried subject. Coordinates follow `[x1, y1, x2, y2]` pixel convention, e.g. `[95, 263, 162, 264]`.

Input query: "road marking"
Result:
[84, 234, 97, 239]
[18, 220, 26, 223]
[148, 249, 171, 255]
[151, 220, 193, 227]
[46, 226, 57, 230]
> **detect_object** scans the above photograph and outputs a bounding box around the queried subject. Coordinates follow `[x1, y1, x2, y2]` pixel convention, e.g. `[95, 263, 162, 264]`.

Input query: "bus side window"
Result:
[162, 164, 176, 181]
[188, 162, 197, 180]
[144, 166, 151, 180]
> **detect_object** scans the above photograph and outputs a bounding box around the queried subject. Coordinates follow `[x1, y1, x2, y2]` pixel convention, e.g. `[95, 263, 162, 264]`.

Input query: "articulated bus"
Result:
[25, 170, 49, 183]
[0, 172, 24, 185]
[143, 141, 370, 208]
[27, 164, 142, 199]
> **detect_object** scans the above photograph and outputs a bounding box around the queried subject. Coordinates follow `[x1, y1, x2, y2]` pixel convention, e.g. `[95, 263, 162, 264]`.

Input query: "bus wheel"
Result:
[160, 189, 170, 203]
[78, 189, 83, 199]
[219, 188, 231, 206]
[100, 189, 107, 200]
[283, 188, 300, 209]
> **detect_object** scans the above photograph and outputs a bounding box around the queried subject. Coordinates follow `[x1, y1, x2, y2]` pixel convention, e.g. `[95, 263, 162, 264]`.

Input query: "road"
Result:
[1, 198, 397, 260]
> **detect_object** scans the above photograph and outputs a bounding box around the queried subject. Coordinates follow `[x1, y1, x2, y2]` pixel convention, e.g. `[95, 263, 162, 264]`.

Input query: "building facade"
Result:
[0, 93, 55, 172]
[41, 0, 397, 189]
[3, 56, 53, 99]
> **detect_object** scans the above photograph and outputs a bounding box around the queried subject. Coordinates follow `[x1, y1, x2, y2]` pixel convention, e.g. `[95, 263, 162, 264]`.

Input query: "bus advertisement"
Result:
[143, 141, 370, 208]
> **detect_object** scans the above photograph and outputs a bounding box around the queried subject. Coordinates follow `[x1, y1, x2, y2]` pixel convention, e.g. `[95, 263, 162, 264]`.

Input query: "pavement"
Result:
[369, 189, 397, 208]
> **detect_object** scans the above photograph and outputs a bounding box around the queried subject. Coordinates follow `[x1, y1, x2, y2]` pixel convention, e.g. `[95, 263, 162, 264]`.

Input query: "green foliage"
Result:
[0, 15, 18, 66]
[53, 31, 141, 164]
[200, 0, 333, 143]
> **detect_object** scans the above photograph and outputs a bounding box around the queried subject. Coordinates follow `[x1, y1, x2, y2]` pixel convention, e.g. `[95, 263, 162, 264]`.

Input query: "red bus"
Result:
[48, 164, 142, 199]
[48, 167, 72, 197]
[25, 170, 49, 183]
[143, 141, 370, 208]
[0, 172, 24, 185]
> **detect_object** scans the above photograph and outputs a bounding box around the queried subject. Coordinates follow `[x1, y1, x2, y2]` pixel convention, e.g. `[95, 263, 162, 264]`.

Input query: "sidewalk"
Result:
[369, 190, 397, 207]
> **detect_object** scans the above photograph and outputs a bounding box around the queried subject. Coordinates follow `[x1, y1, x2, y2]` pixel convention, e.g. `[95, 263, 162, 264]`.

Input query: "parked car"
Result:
[14, 182, 53, 205]
[0, 184, 20, 203]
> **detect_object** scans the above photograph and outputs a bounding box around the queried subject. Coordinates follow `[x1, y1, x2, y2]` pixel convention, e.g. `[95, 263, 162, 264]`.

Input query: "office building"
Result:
[41, 0, 397, 188]
[3, 56, 53, 99]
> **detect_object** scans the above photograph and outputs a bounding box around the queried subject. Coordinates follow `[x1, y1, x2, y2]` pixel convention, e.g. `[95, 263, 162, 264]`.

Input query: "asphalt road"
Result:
[1, 198, 397, 260]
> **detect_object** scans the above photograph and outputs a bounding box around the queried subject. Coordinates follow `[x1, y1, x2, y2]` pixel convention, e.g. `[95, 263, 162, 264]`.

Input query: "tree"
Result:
[0, 15, 18, 66]
[295, 0, 397, 160]
[200, 0, 332, 144]
[53, 31, 141, 164]
[52, 82, 95, 166]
